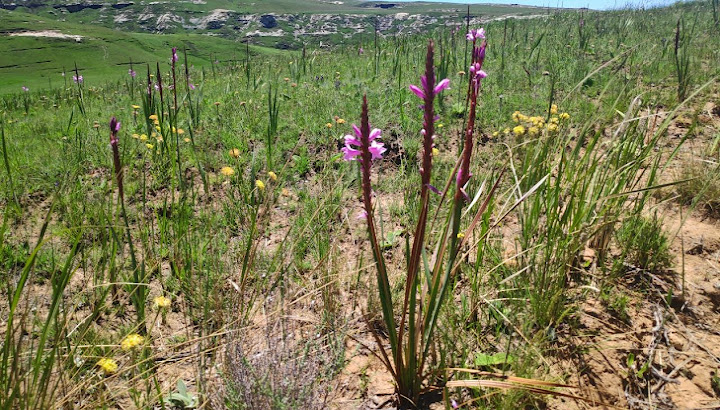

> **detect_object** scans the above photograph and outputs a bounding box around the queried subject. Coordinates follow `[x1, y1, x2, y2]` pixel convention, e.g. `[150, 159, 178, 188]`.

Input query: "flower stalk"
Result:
[110, 117, 124, 203]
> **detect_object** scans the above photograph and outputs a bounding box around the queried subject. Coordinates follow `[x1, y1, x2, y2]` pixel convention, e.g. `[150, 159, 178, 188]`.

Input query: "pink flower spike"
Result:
[352, 124, 362, 138]
[356, 210, 368, 220]
[427, 184, 442, 195]
[344, 135, 361, 146]
[420, 75, 428, 91]
[409, 84, 425, 99]
[341, 146, 361, 161]
[477, 70, 488, 79]
[466, 28, 486, 42]
[368, 141, 386, 160]
[434, 78, 450, 94]
[368, 128, 382, 142]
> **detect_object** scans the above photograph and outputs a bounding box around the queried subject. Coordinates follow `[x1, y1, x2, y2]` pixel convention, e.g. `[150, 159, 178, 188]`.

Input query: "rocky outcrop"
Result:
[260, 14, 277, 29]
[0, 2, 544, 45]
[53, 3, 103, 13]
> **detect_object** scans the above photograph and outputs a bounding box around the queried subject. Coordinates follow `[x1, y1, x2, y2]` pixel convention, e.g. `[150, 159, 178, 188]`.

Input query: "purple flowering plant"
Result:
[343, 32, 502, 406]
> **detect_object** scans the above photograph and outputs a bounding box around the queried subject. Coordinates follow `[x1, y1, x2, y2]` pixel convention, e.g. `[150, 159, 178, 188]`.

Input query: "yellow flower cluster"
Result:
[121, 333, 144, 351]
[507, 107, 571, 137]
[153, 296, 171, 310]
[97, 358, 118, 374]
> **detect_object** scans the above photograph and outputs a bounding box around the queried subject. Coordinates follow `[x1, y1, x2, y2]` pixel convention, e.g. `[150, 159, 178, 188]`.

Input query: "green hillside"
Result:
[0, 9, 278, 93]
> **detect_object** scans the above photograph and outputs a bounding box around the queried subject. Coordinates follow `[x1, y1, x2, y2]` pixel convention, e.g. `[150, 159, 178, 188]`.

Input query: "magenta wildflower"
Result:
[189, 83, 196, 90]
[21, 86, 29, 92]
[128, 68, 136, 77]
[409, 77, 450, 100]
[171, 47, 178, 64]
[73, 75, 83, 84]
[457, 28, 488, 198]
[466, 28, 485, 41]
[342, 124, 385, 162]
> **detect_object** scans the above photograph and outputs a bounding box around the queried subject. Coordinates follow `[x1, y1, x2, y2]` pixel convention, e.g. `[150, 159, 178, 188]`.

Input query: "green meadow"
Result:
[1, 0, 720, 408]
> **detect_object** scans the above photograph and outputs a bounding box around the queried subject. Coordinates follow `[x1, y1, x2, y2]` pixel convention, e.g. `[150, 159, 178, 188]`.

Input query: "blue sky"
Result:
[393, 0, 680, 10]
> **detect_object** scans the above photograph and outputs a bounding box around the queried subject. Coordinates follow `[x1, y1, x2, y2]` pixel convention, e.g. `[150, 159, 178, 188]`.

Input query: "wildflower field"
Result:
[1, 1, 720, 408]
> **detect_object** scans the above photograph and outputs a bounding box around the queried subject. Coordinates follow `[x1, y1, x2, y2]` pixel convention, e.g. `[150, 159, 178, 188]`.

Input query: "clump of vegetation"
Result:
[675, 160, 720, 217]
[219, 318, 344, 410]
[613, 214, 673, 275]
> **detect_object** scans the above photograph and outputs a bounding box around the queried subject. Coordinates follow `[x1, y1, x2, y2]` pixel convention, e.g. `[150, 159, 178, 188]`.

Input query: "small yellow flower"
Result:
[220, 166, 235, 176]
[457, 232, 465, 239]
[155, 135, 163, 142]
[336, 118, 345, 124]
[97, 358, 118, 374]
[177, 128, 184, 135]
[281, 188, 290, 196]
[547, 123, 559, 133]
[458, 70, 466, 76]
[184, 137, 190, 143]
[550, 104, 558, 115]
[492, 131, 499, 137]
[560, 112, 570, 120]
[432, 147, 439, 156]
[131, 105, 140, 110]
[550, 116, 559, 124]
[155, 126, 161, 132]
[153, 119, 160, 126]
[528, 126, 540, 136]
[121, 334, 144, 351]
[132, 133, 140, 139]
[503, 128, 510, 135]
[325, 123, 333, 128]
[437, 123, 444, 128]
[268, 171, 277, 181]
[149, 114, 158, 121]
[229, 148, 241, 158]
[255, 180, 265, 190]
[153, 296, 171, 310]
[146, 143, 154, 149]
[513, 125, 526, 136]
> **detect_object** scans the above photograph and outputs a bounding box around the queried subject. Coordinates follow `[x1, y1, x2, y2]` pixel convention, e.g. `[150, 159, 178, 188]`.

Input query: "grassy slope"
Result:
[0, 1, 545, 93]
[0, 9, 280, 94]
[6, 0, 544, 15]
